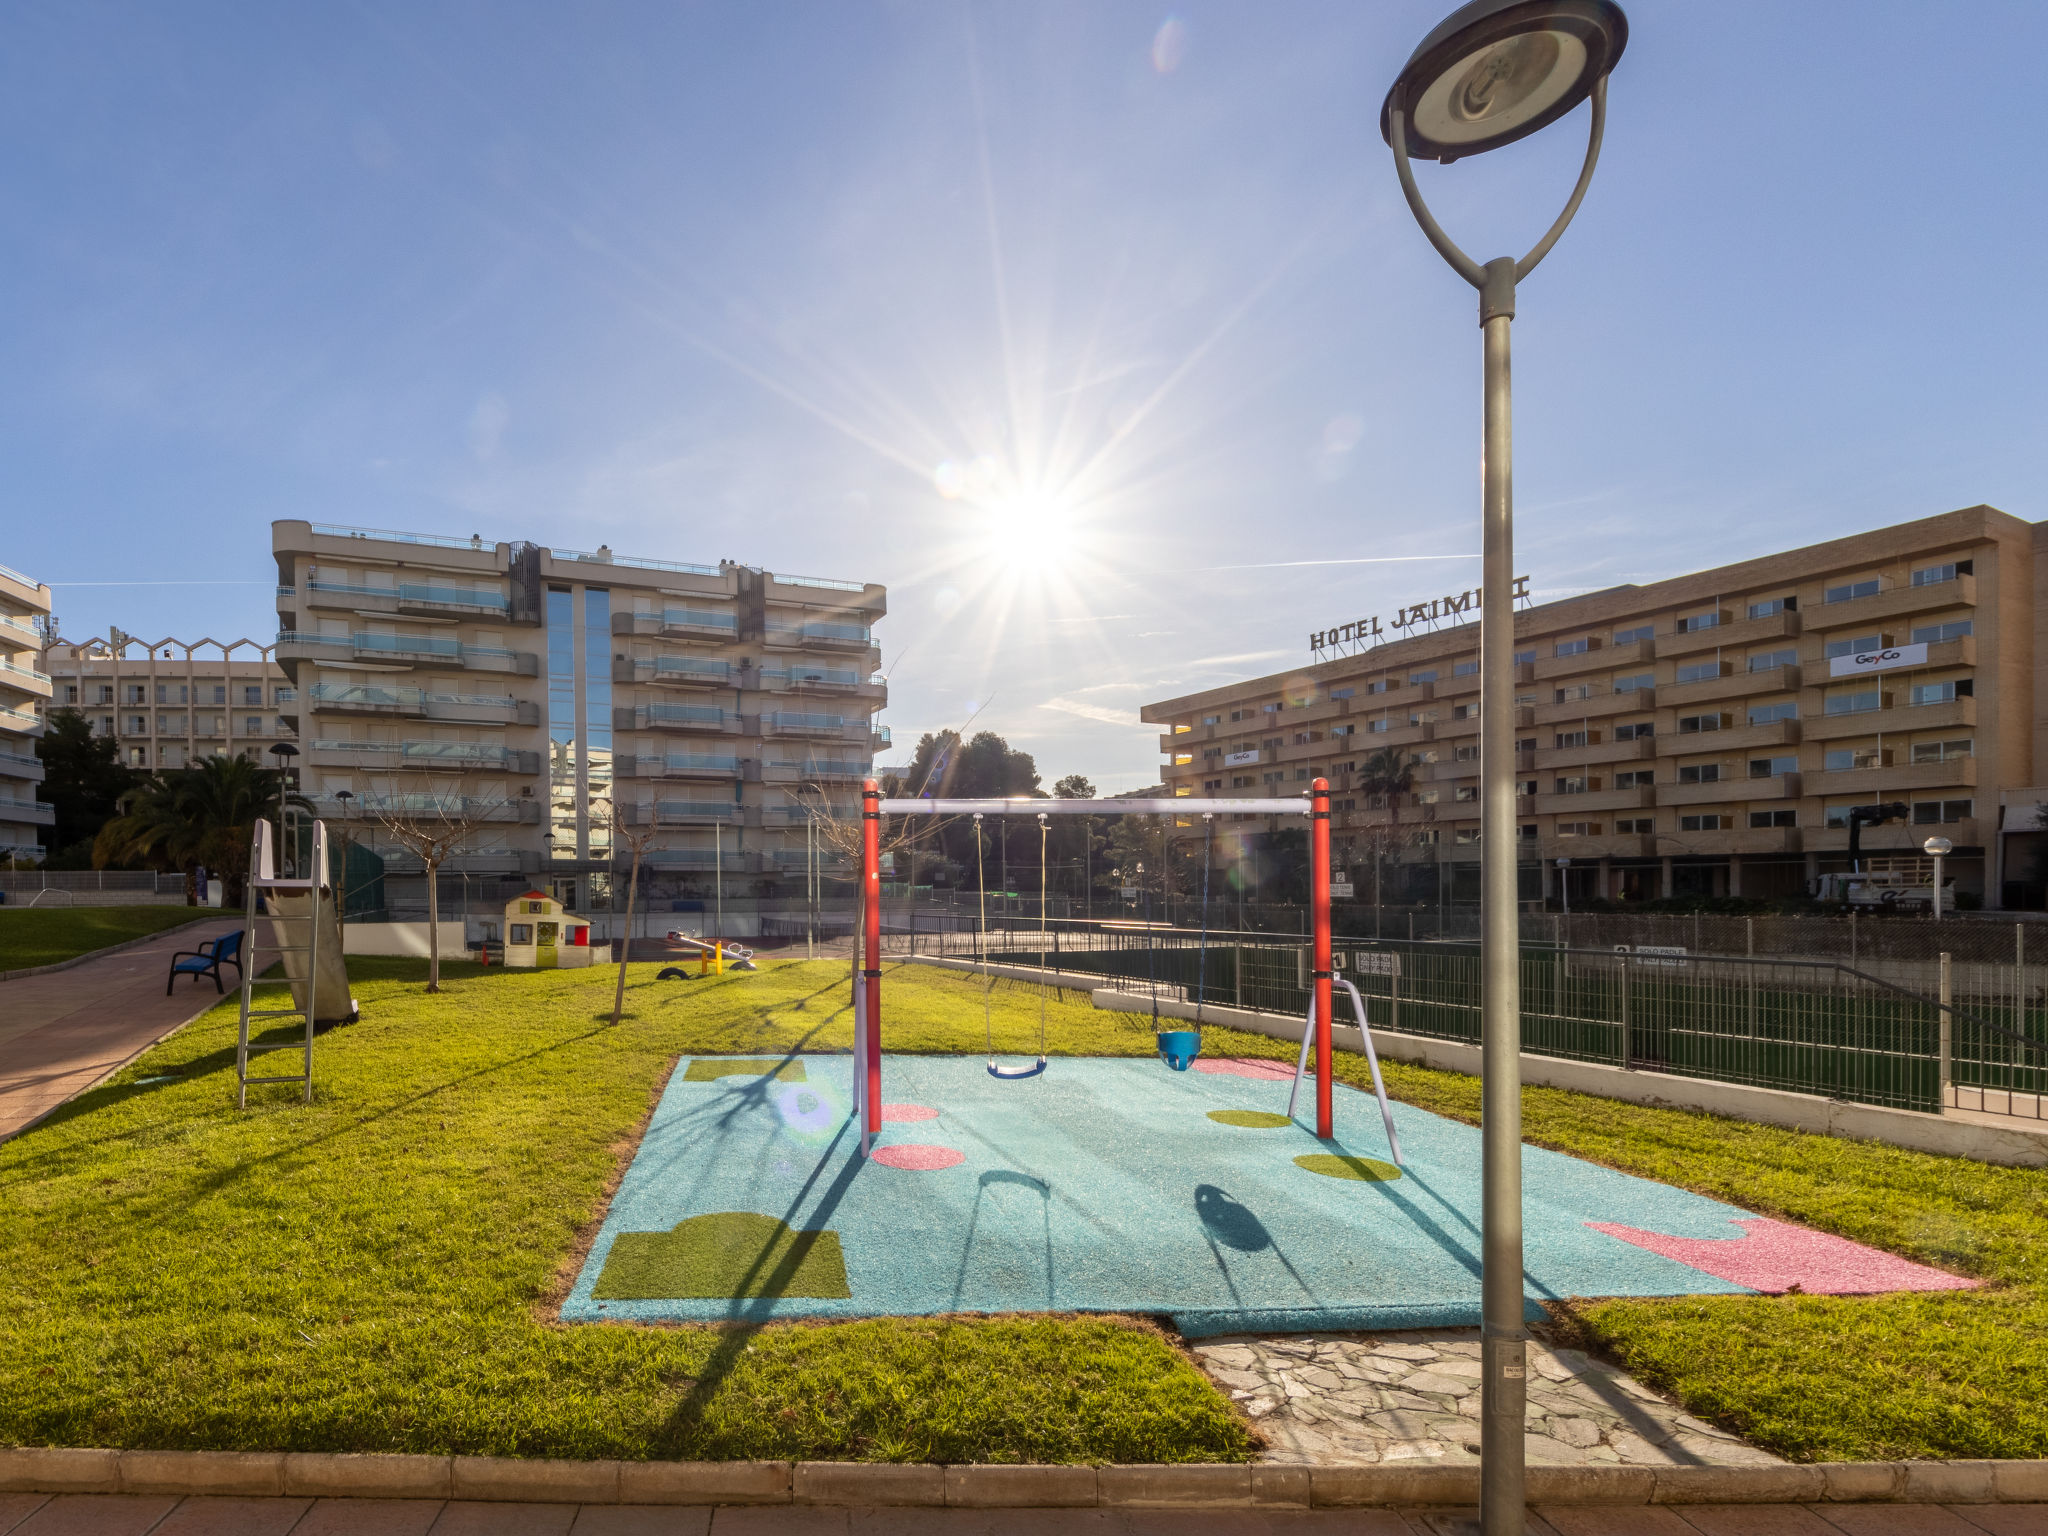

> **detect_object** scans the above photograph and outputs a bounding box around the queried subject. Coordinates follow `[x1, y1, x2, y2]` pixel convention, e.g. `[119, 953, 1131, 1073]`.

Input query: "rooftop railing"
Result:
[554, 547, 724, 578]
[770, 572, 866, 593]
[0, 561, 43, 591]
[311, 523, 489, 552]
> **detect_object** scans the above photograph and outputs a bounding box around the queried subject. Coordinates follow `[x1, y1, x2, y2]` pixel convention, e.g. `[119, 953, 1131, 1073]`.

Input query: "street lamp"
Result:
[332, 789, 354, 932]
[1923, 836, 1953, 919]
[1382, 4, 1627, 1530]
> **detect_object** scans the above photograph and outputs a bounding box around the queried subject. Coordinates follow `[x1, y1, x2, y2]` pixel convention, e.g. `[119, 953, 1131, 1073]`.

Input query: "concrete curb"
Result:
[0, 1449, 2041, 1506]
[903, 953, 2048, 1168]
[0, 915, 224, 984]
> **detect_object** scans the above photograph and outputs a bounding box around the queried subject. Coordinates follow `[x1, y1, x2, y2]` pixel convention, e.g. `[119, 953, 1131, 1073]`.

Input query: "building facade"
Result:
[271, 520, 887, 907]
[0, 562, 54, 863]
[41, 635, 295, 774]
[1141, 505, 2048, 909]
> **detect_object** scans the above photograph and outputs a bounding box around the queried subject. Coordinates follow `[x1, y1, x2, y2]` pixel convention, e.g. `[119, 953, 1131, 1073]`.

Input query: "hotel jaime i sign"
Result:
[1311, 575, 1531, 657]
[1828, 642, 1928, 678]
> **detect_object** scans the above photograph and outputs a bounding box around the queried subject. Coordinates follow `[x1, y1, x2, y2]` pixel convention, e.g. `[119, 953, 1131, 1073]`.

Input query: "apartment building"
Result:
[41, 635, 295, 773]
[1142, 505, 2048, 909]
[272, 520, 887, 908]
[0, 561, 54, 862]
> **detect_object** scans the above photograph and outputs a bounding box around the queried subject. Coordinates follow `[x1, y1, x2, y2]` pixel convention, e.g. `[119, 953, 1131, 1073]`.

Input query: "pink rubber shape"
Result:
[881, 1103, 939, 1123]
[1587, 1216, 1980, 1295]
[871, 1143, 964, 1171]
[1193, 1057, 1294, 1081]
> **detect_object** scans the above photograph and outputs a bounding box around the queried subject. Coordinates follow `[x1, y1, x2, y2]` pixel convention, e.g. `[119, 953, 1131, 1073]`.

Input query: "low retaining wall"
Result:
[340, 922, 468, 959]
[0, 1447, 2041, 1507]
[904, 955, 2048, 1168]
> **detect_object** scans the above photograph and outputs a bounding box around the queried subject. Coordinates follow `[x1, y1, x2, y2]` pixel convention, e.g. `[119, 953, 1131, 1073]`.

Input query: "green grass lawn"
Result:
[2, 955, 2042, 1464]
[0, 904, 208, 971]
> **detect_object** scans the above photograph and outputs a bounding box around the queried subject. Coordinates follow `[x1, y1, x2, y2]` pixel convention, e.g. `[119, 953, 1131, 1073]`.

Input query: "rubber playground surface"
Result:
[562, 1054, 1973, 1337]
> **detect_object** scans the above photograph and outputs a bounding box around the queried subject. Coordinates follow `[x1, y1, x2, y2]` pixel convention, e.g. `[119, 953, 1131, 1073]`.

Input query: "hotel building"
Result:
[1141, 505, 2048, 909]
[41, 635, 295, 774]
[0, 562, 54, 863]
[271, 520, 887, 908]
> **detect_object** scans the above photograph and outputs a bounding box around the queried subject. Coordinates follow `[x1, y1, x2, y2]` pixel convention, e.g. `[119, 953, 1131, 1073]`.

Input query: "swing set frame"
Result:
[852, 777, 1341, 1156]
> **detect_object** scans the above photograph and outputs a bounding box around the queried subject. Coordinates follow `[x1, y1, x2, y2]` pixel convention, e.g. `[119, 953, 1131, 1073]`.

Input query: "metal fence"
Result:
[0, 870, 186, 904]
[897, 916, 2048, 1121]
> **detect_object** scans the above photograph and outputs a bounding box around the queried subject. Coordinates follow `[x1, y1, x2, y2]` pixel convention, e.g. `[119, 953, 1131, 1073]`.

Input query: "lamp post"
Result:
[1381, 4, 1627, 1530]
[1923, 835, 1953, 919]
[269, 741, 301, 876]
[332, 789, 354, 933]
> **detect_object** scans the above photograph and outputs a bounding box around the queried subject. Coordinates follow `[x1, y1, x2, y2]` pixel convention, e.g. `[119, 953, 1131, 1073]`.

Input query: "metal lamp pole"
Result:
[1380, 5, 1627, 1530]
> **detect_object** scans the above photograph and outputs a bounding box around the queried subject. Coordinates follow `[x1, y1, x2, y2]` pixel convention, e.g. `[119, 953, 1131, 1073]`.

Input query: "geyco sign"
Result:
[1828, 642, 1928, 678]
[1311, 575, 1531, 655]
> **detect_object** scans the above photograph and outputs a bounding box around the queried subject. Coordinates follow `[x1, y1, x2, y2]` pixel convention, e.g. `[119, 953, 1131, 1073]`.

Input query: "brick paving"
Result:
[0, 1497, 2040, 1534]
[0, 916, 237, 1142]
[1192, 1329, 1782, 1469]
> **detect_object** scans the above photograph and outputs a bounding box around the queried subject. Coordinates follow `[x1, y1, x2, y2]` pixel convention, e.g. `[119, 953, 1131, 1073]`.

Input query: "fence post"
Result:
[1619, 952, 1631, 1071]
[1746, 917, 1756, 1035]
[1938, 950, 1953, 1109]
[2017, 923, 2026, 1069]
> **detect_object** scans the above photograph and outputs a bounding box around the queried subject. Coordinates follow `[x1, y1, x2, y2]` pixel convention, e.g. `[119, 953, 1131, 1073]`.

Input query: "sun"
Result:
[978, 488, 1078, 574]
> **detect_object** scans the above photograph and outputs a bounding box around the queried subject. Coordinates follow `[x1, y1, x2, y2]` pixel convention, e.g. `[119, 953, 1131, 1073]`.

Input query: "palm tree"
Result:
[1355, 747, 1418, 910]
[94, 755, 310, 906]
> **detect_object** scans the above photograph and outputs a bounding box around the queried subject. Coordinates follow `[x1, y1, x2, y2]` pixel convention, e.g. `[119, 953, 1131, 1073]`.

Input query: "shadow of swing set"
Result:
[850, 778, 1403, 1167]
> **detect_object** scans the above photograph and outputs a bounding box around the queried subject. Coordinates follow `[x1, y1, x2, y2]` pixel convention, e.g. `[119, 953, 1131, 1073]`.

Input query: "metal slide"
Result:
[236, 819, 358, 1108]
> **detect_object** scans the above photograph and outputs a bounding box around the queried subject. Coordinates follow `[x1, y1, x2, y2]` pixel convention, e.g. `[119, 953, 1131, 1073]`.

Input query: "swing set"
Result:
[850, 776, 1402, 1161]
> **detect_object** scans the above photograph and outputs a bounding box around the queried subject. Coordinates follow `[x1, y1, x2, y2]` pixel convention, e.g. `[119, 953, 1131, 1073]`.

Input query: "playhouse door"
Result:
[536, 921, 560, 968]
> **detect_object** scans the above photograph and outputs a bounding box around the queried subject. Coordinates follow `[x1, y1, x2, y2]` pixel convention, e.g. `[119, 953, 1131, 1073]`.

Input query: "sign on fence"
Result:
[1349, 951, 1402, 978]
[1330, 882, 1355, 898]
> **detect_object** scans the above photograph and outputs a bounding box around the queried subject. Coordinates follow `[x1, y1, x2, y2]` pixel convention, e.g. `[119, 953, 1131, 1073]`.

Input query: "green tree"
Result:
[94, 755, 309, 905]
[891, 730, 1044, 889]
[34, 712, 139, 867]
[1357, 746, 1418, 810]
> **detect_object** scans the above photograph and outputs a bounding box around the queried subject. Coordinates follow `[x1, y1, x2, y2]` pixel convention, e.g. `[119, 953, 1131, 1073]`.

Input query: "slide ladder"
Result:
[236, 819, 355, 1108]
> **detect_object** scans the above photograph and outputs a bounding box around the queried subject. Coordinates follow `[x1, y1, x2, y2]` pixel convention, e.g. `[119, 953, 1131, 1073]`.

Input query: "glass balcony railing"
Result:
[661, 608, 738, 631]
[767, 711, 846, 732]
[652, 800, 740, 819]
[351, 632, 464, 658]
[635, 752, 740, 775]
[311, 523, 489, 552]
[652, 658, 731, 682]
[762, 665, 860, 687]
[642, 704, 727, 728]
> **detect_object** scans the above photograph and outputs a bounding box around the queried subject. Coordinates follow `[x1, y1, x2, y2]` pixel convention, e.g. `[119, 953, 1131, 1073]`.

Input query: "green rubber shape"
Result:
[1207, 1110, 1294, 1128]
[1294, 1153, 1401, 1182]
[683, 1058, 807, 1083]
[594, 1211, 850, 1299]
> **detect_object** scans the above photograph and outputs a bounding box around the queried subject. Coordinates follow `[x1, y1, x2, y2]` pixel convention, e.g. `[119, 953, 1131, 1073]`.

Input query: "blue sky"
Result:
[5, 1, 2044, 790]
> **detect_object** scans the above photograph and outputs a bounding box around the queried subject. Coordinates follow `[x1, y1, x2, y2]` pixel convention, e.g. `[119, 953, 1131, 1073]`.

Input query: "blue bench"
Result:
[167, 929, 244, 995]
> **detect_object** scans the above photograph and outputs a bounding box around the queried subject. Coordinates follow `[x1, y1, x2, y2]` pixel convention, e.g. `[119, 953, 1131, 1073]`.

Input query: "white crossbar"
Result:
[878, 797, 1309, 816]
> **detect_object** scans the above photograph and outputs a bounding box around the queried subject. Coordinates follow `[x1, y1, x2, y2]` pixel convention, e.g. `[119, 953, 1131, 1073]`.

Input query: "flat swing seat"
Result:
[987, 1057, 1048, 1081]
[1156, 1030, 1201, 1072]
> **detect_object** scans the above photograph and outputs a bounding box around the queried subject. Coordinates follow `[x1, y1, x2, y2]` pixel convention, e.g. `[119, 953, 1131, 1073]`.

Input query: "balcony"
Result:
[1659, 608, 1801, 659]
[304, 579, 510, 619]
[1534, 785, 1655, 816]
[316, 794, 539, 825]
[1354, 721, 1436, 748]
[304, 740, 543, 775]
[1533, 637, 1653, 682]
[758, 758, 871, 784]
[646, 848, 760, 873]
[0, 703, 44, 736]
[276, 631, 538, 676]
[612, 609, 741, 645]
[1547, 833, 1654, 860]
[763, 620, 872, 652]
[615, 656, 733, 690]
[0, 659, 52, 700]
[615, 752, 742, 781]
[1432, 668, 1482, 698]
[0, 614, 44, 645]
[1661, 663, 1800, 710]
[305, 684, 537, 727]
[761, 710, 851, 738]
[1719, 826, 1803, 856]
[1657, 776, 1785, 809]
[1532, 736, 1656, 771]
[0, 749, 45, 784]
[0, 798, 55, 826]
[1533, 688, 1653, 727]
[763, 571, 887, 619]
[1820, 570, 1975, 628]
[1808, 819, 1981, 855]
[1806, 758, 1978, 800]
[756, 664, 879, 698]
[627, 703, 739, 735]
[624, 799, 742, 826]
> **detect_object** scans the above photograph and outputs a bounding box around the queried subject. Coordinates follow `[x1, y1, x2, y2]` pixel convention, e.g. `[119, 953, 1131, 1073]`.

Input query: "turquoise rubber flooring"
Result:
[562, 1054, 1759, 1336]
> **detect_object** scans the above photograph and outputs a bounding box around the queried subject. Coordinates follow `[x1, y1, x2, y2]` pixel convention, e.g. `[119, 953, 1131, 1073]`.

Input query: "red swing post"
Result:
[862, 779, 884, 1142]
[1311, 776, 1334, 1140]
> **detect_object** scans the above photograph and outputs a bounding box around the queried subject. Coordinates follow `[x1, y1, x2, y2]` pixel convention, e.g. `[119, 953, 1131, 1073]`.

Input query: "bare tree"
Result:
[594, 799, 662, 1026]
[358, 785, 512, 993]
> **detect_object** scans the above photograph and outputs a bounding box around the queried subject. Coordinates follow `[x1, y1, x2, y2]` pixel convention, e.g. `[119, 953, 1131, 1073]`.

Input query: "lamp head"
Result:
[1382, 0, 1627, 163]
[1922, 836, 1954, 857]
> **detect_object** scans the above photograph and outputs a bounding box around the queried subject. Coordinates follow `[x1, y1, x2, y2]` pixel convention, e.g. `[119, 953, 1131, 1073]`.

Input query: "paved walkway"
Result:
[0, 916, 239, 1142]
[0, 1495, 2039, 1534]
[1198, 1330, 1781, 1469]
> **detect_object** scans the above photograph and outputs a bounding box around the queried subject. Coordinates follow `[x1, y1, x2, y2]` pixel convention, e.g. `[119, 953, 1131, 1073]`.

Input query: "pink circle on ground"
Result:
[1193, 1057, 1294, 1081]
[872, 1143, 964, 1171]
[881, 1103, 939, 1123]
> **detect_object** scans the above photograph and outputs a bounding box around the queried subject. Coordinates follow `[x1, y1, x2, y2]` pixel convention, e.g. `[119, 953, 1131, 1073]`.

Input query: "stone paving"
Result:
[1193, 1328, 1785, 1469]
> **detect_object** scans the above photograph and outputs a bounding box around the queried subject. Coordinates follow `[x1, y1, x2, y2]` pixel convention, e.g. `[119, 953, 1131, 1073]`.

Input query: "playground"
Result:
[566, 1050, 1973, 1335]
[0, 948, 2040, 1466]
